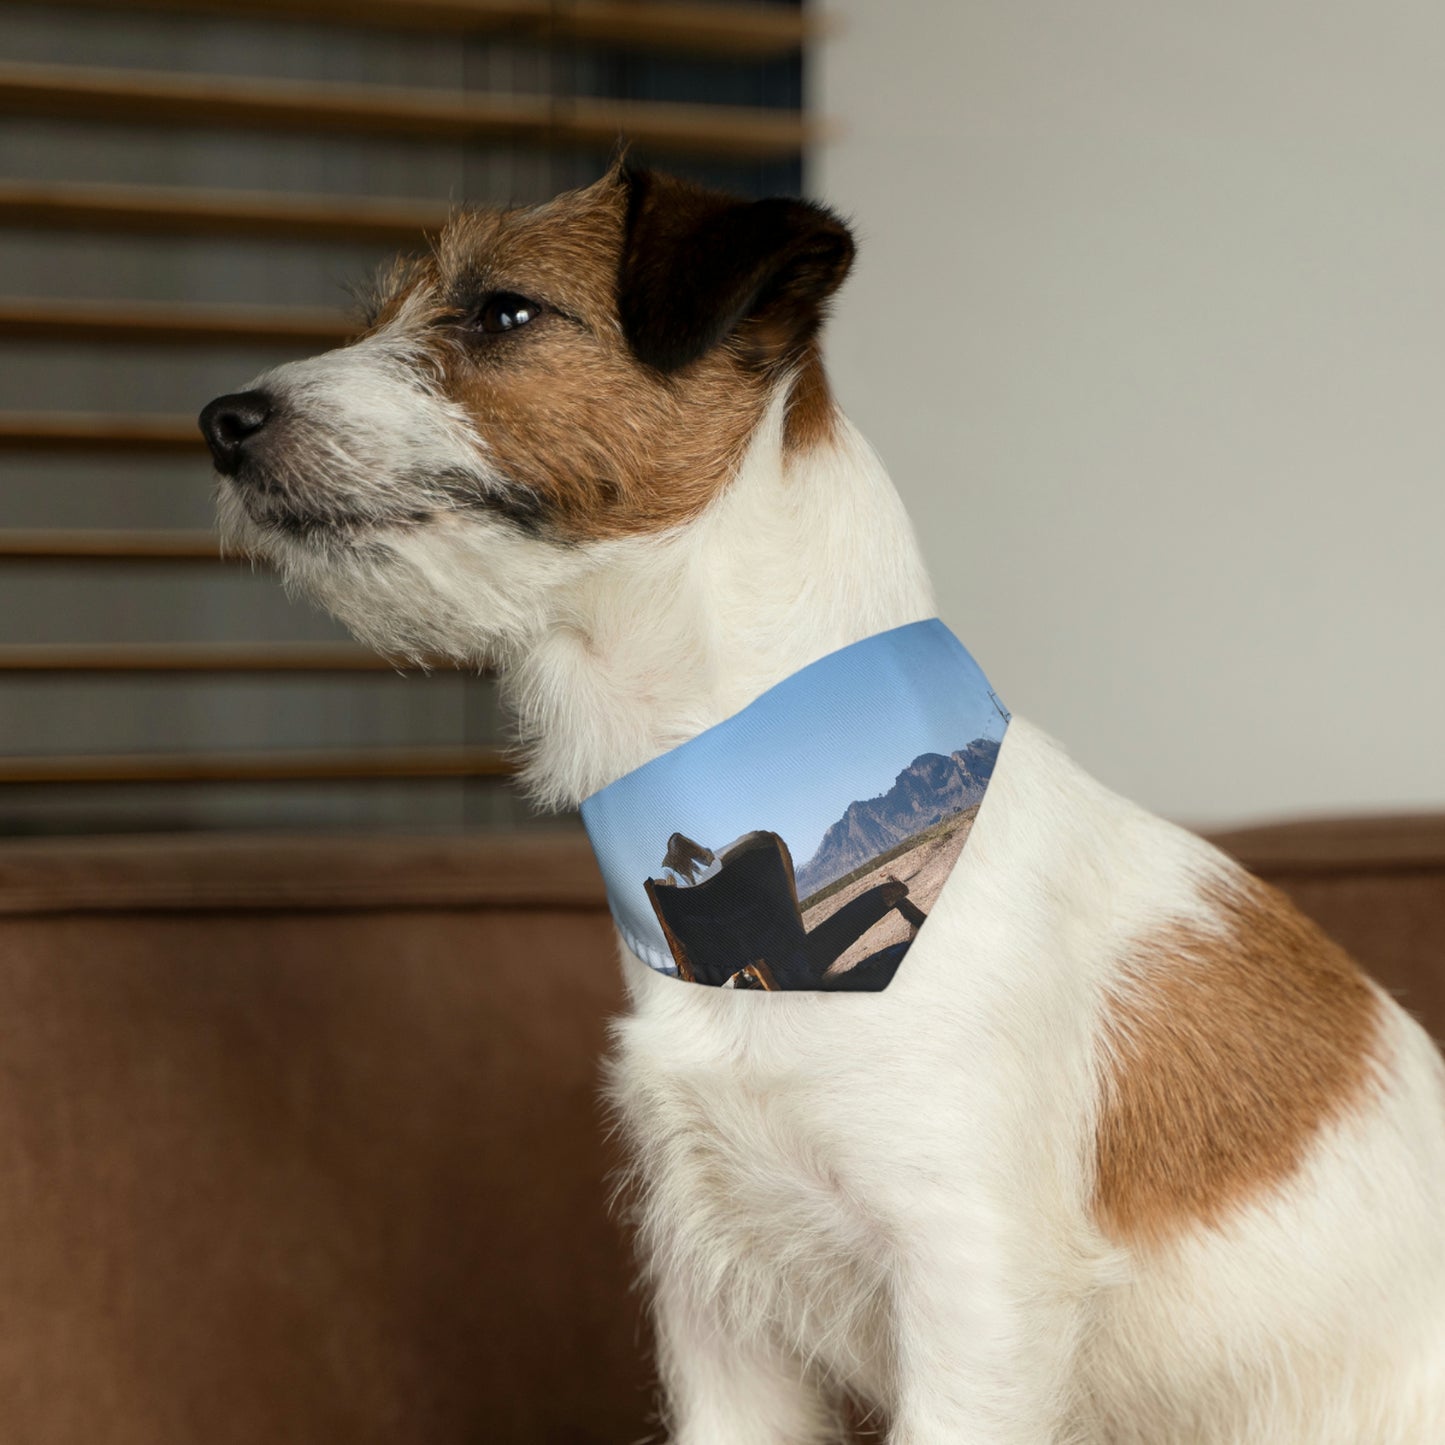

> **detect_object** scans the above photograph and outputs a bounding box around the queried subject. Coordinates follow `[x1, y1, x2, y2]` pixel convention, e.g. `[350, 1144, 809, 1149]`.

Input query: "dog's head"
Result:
[199, 166, 854, 663]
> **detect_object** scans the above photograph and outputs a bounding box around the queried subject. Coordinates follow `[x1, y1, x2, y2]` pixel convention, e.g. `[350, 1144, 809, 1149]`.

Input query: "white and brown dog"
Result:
[201, 166, 1445, 1443]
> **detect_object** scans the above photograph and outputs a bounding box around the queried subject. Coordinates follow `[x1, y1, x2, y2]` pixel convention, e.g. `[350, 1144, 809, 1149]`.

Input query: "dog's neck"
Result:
[506, 391, 937, 809]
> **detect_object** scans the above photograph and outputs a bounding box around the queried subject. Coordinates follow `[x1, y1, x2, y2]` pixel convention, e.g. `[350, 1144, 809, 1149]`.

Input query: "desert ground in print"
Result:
[800, 806, 979, 976]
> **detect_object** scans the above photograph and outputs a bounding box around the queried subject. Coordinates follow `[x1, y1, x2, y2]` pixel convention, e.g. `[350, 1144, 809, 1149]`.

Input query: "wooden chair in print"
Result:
[643, 831, 925, 991]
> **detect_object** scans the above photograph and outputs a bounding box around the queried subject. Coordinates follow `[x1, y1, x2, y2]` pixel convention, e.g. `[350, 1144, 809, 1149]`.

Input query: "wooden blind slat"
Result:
[0, 62, 818, 161]
[0, 746, 514, 784]
[0, 643, 429, 672]
[0, 412, 201, 452]
[0, 530, 228, 561]
[0, 297, 353, 348]
[21, 0, 815, 58]
[0, 180, 449, 245]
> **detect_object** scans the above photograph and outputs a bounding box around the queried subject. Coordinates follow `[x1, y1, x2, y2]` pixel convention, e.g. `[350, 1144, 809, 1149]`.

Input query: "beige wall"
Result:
[813, 1, 1445, 827]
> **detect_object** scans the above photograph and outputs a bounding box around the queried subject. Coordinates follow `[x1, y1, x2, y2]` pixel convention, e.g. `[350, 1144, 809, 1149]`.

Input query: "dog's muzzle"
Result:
[199, 390, 274, 476]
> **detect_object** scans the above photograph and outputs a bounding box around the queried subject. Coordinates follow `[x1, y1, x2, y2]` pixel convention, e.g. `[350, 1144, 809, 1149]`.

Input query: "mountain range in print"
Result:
[795, 737, 1001, 899]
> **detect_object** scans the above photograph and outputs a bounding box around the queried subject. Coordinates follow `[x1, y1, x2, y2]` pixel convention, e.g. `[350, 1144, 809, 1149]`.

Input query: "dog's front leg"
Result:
[884, 1220, 1086, 1445]
[653, 1274, 842, 1445]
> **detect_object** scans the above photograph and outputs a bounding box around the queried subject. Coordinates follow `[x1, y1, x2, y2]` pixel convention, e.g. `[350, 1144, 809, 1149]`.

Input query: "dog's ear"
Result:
[618, 167, 855, 375]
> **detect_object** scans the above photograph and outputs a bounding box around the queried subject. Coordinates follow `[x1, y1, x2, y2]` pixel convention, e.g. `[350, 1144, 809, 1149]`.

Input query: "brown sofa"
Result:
[0, 819, 1440, 1443]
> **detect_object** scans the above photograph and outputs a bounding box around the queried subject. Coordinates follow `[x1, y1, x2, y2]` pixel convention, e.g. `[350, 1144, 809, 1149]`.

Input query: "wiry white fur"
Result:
[218, 351, 1445, 1441]
[217, 307, 559, 661]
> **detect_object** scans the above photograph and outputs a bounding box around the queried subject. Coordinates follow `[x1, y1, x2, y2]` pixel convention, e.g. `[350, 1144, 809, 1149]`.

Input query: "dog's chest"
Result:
[611, 1010, 895, 1389]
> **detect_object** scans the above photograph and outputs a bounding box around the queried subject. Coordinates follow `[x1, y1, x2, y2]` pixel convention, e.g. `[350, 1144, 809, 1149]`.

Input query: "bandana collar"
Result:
[579, 620, 1008, 991]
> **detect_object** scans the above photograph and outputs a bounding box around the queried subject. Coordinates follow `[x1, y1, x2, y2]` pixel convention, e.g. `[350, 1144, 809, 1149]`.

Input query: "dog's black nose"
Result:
[199, 390, 273, 475]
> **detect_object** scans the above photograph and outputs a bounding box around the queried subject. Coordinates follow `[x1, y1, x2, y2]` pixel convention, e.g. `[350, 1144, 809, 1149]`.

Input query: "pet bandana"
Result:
[579, 620, 1009, 992]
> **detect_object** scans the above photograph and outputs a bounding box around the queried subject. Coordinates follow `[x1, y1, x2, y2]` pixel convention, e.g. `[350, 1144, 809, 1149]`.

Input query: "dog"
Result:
[200, 163, 1445, 1443]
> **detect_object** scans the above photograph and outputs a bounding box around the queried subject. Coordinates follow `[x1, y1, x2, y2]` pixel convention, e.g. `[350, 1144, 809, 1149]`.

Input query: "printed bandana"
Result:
[579, 620, 1009, 992]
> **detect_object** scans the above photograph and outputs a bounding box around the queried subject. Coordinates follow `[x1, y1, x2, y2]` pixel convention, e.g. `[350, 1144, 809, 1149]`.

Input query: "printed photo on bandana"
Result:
[579, 620, 1009, 992]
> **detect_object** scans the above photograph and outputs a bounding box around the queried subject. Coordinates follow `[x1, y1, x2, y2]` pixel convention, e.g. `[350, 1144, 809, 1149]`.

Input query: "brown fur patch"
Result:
[1094, 872, 1382, 1247]
[364, 171, 844, 541]
[782, 341, 839, 453]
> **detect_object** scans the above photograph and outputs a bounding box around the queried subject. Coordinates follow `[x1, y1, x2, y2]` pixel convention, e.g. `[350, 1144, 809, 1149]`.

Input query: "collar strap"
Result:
[580, 619, 1008, 991]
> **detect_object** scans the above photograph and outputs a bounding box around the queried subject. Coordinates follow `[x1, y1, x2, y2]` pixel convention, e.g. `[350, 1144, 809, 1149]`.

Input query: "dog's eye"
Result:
[474, 292, 542, 335]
